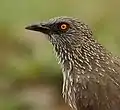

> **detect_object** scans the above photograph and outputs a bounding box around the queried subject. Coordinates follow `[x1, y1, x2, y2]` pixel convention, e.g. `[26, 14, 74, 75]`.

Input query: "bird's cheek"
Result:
[47, 34, 57, 42]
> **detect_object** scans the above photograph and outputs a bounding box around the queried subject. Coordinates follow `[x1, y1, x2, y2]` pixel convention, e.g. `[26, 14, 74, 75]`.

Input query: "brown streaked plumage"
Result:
[26, 16, 120, 110]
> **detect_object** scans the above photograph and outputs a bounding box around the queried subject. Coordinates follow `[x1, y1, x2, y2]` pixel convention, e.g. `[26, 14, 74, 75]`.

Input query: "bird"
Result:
[25, 16, 120, 110]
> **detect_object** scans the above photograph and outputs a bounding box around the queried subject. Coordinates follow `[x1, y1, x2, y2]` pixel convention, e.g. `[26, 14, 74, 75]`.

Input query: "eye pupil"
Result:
[57, 23, 70, 32]
[61, 24, 67, 30]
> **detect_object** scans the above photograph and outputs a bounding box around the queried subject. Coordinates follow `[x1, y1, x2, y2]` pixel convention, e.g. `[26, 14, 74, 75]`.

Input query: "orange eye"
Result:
[57, 22, 70, 32]
[60, 24, 68, 30]
[58, 23, 70, 32]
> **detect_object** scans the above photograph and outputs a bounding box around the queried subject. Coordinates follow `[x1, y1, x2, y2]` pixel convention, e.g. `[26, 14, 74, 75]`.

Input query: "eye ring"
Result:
[58, 23, 70, 32]
[60, 24, 67, 30]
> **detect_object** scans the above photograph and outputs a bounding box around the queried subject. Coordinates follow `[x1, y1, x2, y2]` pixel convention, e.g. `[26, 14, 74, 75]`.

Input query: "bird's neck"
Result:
[54, 38, 110, 80]
[53, 39, 112, 110]
[54, 38, 108, 70]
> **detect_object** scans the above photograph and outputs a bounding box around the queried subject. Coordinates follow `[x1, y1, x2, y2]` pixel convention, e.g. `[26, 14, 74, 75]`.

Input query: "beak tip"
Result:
[25, 24, 50, 34]
[25, 24, 40, 31]
[25, 25, 32, 30]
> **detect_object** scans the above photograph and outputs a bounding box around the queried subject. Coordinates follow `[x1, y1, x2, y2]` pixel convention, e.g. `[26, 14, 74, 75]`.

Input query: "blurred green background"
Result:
[0, 0, 120, 110]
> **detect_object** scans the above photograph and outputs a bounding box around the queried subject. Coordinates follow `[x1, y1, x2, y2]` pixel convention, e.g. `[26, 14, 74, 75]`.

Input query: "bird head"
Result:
[25, 16, 93, 49]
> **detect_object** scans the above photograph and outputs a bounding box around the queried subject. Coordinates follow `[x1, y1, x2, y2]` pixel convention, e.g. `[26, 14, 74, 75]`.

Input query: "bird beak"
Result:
[25, 23, 50, 34]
